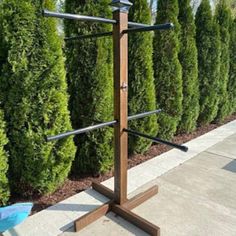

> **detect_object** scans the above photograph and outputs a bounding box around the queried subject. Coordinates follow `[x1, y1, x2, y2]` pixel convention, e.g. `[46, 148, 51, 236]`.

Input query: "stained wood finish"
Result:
[74, 3, 161, 234]
[113, 10, 129, 205]
[74, 201, 112, 232]
[92, 181, 114, 200]
[112, 204, 160, 236]
[123, 185, 159, 210]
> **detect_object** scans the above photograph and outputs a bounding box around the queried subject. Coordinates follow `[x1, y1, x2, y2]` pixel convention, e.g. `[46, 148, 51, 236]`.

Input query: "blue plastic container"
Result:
[0, 203, 33, 233]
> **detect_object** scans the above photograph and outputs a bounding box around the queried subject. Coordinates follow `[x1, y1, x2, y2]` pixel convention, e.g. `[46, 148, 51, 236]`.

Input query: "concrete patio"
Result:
[3, 120, 236, 236]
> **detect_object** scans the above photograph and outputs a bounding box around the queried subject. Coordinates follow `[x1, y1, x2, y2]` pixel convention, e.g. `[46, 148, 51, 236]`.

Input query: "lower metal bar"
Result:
[123, 23, 174, 34]
[46, 110, 162, 142]
[47, 120, 117, 142]
[124, 129, 188, 152]
[128, 109, 161, 121]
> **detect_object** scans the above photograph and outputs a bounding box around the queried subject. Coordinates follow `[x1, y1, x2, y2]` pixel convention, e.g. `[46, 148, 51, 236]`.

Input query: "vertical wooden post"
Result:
[113, 6, 129, 205]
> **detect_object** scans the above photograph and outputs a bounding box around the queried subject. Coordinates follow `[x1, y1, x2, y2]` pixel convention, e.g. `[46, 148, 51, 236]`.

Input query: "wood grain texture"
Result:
[113, 10, 129, 205]
[112, 204, 160, 236]
[123, 185, 159, 210]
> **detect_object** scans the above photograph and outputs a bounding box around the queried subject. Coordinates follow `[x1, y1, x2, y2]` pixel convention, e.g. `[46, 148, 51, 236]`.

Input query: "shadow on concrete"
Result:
[223, 160, 236, 173]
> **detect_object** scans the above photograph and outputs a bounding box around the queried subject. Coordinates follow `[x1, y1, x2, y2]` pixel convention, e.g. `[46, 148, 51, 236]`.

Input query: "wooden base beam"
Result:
[74, 183, 159, 235]
[123, 185, 158, 210]
[92, 181, 114, 200]
[112, 204, 160, 236]
[74, 200, 112, 232]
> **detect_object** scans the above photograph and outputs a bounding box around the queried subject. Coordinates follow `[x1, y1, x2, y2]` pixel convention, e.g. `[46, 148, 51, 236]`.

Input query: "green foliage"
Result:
[178, 0, 199, 133]
[0, 110, 9, 206]
[0, 0, 76, 195]
[215, 0, 231, 122]
[128, 0, 158, 154]
[195, 0, 221, 125]
[153, 0, 183, 140]
[64, 0, 113, 174]
[228, 17, 236, 113]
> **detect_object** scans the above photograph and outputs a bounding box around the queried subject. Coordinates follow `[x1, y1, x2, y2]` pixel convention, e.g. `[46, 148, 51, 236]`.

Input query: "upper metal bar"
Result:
[128, 109, 162, 121]
[123, 23, 174, 34]
[43, 9, 152, 28]
[43, 9, 117, 24]
[128, 21, 149, 28]
[65, 31, 113, 41]
[124, 129, 188, 152]
[47, 120, 117, 142]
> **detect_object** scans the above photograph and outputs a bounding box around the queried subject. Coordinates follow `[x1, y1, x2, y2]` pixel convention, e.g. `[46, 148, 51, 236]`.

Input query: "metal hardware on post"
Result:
[124, 128, 189, 152]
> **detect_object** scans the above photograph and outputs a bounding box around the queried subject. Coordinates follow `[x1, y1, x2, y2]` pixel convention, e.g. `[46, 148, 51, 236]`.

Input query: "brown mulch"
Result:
[9, 113, 236, 215]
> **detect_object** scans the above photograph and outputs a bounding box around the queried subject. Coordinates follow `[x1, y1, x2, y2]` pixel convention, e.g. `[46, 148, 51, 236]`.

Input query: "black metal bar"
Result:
[123, 129, 188, 152]
[128, 109, 162, 121]
[65, 32, 113, 41]
[128, 21, 149, 28]
[123, 23, 174, 34]
[43, 10, 155, 28]
[43, 9, 117, 24]
[46, 110, 162, 142]
[47, 120, 117, 142]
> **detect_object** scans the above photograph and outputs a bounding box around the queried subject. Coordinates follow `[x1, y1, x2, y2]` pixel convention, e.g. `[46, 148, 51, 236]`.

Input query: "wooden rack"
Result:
[44, 1, 188, 235]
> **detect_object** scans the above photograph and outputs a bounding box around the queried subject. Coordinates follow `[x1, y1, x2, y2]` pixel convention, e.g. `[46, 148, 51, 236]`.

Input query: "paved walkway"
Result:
[4, 120, 236, 236]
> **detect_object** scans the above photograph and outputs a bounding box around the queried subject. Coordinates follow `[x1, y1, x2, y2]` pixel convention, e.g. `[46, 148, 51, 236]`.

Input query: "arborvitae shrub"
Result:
[0, 0, 76, 195]
[153, 0, 183, 140]
[128, 0, 158, 154]
[177, 0, 199, 133]
[0, 110, 9, 206]
[0, 6, 10, 206]
[195, 0, 221, 125]
[65, 0, 113, 174]
[215, 0, 231, 122]
[228, 17, 236, 114]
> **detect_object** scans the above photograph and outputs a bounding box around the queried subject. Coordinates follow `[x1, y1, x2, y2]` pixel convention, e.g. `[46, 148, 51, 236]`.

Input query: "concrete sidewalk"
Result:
[4, 120, 236, 236]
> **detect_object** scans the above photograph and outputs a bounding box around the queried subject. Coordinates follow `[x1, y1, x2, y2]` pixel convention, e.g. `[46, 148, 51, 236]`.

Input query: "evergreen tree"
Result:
[195, 0, 221, 125]
[0, 4, 9, 206]
[0, 0, 76, 195]
[215, 0, 231, 122]
[64, 0, 113, 174]
[128, 0, 158, 154]
[0, 110, 9, 206]
[228, 17, 236, 114]
[178, 0, 199, 133]
[153, 0, 183, 140]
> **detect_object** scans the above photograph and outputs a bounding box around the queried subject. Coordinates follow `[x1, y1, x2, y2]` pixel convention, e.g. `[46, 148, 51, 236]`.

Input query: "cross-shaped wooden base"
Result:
[74, 182, 160, 236]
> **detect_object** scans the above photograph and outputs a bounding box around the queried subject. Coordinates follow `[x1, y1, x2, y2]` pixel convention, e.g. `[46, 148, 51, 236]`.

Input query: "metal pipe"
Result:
[128, 21, 149, 28]
[47, 120, 117, 142]
[43, 10, 156, 28]
[128, 109, 162, 121]
[123, 23, 174, 34]
[65, 31, 113, 41]
[43, 9, 117, 24]
[123, 129, 188, 152]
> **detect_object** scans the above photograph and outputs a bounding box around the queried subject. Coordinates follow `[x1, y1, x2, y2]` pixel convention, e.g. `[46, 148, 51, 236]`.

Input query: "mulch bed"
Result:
[9, 113, 236, 215]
